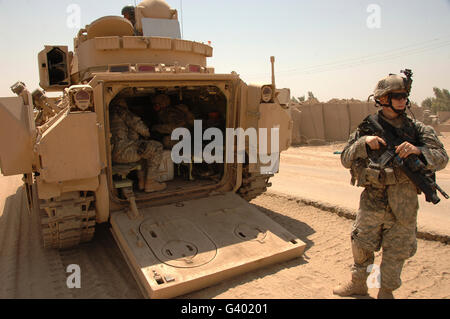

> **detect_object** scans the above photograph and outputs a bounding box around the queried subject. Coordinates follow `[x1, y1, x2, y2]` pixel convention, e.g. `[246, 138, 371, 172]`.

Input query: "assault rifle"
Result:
[367, 115, 449, 204]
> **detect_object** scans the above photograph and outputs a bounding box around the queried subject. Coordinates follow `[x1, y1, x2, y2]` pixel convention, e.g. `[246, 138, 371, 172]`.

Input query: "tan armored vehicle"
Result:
[0, 0, 305, 298]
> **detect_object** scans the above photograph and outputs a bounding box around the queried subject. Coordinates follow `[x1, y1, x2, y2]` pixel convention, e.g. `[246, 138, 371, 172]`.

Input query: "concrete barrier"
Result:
[297, 104, 325, 143]
[438, 111, 450, 123]
[323, 103, 350, 142]
[290, 102, 426, 143]
[409, 105, 424, 122]
[348, 103, 371, 133]
[290, 108, 303, 145]
[438, 125, 450, 132]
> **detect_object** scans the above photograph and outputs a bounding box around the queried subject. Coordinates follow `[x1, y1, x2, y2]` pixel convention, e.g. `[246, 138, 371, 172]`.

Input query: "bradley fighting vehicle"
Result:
[0, 0, 305, 298]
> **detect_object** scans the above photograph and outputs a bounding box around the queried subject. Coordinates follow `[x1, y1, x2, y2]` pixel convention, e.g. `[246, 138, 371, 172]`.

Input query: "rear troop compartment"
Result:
[105, 83, 231, 204]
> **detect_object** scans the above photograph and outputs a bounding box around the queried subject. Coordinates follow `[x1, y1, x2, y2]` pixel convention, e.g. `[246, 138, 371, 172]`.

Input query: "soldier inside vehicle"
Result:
[108, 85, 227, 200]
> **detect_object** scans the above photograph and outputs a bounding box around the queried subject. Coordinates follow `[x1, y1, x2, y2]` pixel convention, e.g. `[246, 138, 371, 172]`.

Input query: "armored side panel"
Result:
[323, 103, 350, 142]
[244, 84, 293, 151]
[75, 37, 212, 73]
[141, 18, 181, 38]
[258, 103, 292, 152]
[0, 97, 34, 175]
[37, 112, 101, 183]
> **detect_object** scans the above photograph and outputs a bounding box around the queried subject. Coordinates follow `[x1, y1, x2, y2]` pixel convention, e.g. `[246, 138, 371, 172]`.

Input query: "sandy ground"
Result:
[1, 183, 449, 299]
[0, 132, 448, 299]
[269, 132, 450, 238]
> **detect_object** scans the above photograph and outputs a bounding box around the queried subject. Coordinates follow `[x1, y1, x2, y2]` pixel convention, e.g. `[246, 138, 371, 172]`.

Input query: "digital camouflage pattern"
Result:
[152, 103, 195, 149]
[373, 74, 406, 99]
[110, 102, 163, 173]
[341, 110, 448, 291]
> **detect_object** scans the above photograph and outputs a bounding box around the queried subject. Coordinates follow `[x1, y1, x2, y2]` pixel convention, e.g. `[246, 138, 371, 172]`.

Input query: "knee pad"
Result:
[351, 239, 374, 265]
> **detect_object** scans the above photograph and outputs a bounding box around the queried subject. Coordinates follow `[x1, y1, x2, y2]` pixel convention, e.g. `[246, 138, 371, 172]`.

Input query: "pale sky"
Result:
[0, 0, 449, 104]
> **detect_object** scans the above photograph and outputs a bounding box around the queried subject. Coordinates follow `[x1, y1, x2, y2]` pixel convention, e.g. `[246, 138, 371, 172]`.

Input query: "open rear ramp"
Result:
[110, 192, 306, 299]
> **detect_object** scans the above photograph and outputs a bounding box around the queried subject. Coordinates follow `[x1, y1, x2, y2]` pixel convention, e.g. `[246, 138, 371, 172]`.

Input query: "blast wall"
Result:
[290, 102, 424, 145]
[437, 111, 450, 123]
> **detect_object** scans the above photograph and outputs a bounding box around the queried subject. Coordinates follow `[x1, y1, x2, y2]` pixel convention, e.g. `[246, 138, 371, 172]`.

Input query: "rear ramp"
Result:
[110, 192, 306, 299]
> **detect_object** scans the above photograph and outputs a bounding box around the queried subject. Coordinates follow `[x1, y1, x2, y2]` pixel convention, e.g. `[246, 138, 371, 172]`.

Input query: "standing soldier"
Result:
[110, 98, 167, 193]
[333, 72, 448, 299]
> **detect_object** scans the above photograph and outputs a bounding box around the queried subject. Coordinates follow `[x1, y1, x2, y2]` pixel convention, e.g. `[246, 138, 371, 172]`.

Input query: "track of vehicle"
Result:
[238, 165, 273, 201]
[1, 180, 449, 299]
[38, 190, 96, 249]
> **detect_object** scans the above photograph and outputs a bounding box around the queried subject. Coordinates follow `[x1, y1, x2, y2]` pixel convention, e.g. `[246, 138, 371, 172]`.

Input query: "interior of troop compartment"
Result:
[107, 85, 228, 200]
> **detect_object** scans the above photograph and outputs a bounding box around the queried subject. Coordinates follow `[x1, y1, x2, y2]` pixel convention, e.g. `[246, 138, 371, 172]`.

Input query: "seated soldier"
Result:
[110, 98, 166, 192]
[151, 94, 195, 149]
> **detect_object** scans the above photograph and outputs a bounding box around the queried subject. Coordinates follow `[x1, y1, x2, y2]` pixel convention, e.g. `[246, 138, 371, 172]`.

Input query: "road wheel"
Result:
[238, 165, 273, 201]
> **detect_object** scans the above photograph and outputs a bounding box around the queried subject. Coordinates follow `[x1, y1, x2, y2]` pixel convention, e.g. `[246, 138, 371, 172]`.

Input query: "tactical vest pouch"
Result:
[351, 159, 367, 187]
[360, 167, 398, 188]
[362, 167, 384, 188]
[383, 168, 397, 185]
[355, 168, 366, 186]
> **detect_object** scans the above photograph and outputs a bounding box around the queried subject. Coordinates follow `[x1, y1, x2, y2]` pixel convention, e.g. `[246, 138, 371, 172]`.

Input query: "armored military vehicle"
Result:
[0, 0, 305, 298]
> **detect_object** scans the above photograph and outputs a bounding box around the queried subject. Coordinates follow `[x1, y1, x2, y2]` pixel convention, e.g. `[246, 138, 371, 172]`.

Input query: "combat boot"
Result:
[144, 178, 167, 193]
[377, 287, 394, 299]
[333, 279, 368, 297]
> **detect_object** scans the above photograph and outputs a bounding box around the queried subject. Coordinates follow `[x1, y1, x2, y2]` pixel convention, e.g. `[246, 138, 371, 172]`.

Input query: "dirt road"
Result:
[270, 132, 450, 238]
[1, 182, 449, 299]
[1, 133, 448, 299]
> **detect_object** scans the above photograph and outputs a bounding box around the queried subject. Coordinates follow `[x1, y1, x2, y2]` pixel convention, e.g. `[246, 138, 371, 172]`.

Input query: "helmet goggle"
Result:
[389, 92, 408, 100]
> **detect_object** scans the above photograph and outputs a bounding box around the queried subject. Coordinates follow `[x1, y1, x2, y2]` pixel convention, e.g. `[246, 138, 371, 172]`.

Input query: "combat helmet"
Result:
[373, 74, 407, 99]
[122, 5, 136, 24]
[122, 5, 135, 15]
[371, 69, 413, 114]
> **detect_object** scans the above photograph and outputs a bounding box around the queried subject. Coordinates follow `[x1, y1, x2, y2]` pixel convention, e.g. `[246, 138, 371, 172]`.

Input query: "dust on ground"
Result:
[1, 133, 448, 299]
[1, 186, 449, 299]
[288, 131, 450, 177]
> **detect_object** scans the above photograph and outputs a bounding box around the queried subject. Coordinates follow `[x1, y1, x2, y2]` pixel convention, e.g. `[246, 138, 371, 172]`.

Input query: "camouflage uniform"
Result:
[341, 110, 448, 291]
[152, 97, 195, 149]
[110, 102, 163, 173]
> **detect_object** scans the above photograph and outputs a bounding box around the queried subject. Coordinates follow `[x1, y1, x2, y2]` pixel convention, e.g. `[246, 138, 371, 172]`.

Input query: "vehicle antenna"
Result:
[180, 0, 184, 39]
